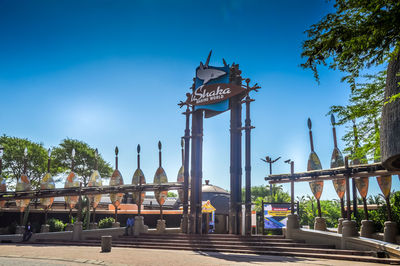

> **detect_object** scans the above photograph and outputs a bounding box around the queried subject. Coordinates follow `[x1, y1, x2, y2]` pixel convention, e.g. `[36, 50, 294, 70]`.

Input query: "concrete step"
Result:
[112, 237, 333, 248]
[29, 240, 400, 264]
[116, 235, 301, 243]
[36, 238, 372, 256]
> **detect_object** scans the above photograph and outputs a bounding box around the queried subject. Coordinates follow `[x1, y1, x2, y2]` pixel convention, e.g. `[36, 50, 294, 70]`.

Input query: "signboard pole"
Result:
[196, 110, 204, 234]
[244, 80, 254, 236]
[261, 199, 265, 235]
[182, 106, 191, 234]
[190, 109, 204, 234]
[345, 157, 351, 220]
[291, 161, 295, 215]
[189, 109, 198, 234]
[229, 64, 243, 235]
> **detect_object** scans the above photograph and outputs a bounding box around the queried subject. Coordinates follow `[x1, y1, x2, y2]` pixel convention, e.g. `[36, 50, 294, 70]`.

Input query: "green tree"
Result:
[167, 191, 177, 198]
[244, 185, 290, 212]
[301, 1, 400, 158]
[52, 138, 113, 186]
[0, 135, 64, 189]
[301, 0, 399, 87]
[328, 71, 385, 161]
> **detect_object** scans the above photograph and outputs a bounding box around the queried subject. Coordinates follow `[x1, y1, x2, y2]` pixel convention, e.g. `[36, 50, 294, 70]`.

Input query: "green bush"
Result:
[99, 217, 115, 229]
[48, 218, 65, 232]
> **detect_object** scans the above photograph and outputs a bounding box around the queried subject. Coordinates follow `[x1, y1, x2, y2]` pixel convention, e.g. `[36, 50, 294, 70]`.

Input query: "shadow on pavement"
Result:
[194, 251, 309, 263]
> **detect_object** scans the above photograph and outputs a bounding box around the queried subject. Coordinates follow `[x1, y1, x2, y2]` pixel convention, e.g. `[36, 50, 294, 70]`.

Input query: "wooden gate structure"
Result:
[179, 51, 259, 235]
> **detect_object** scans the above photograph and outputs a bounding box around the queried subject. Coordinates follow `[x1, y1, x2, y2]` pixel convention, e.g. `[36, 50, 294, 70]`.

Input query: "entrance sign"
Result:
[179, 51, 259, 235]
[189, 83, 244, 106]
[263, 203, 295, 229]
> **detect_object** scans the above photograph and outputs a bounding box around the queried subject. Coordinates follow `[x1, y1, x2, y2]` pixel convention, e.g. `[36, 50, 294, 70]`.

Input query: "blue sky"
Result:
[0, 0, 398, 200]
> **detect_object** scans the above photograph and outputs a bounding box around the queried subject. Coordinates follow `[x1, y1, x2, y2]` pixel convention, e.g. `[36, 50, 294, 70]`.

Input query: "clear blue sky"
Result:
[0, 0, 398, 200]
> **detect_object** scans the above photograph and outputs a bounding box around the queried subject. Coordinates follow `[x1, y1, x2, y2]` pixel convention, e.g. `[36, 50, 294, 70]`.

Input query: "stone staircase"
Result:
[35, 233, 400, 264]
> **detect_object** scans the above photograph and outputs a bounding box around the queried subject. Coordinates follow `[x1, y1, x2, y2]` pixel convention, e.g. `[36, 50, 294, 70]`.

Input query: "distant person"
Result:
[125, 217, 134, 236]
[22, 222, 32, 242]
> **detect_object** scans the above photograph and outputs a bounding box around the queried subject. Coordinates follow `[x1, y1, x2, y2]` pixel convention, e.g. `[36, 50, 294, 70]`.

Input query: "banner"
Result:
[264, 203, 295, 229]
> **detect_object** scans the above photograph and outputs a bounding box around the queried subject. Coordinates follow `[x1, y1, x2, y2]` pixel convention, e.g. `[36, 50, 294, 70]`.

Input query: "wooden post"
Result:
[230, 94, 242, 234]
[345, 157, 351, 220]
[290, 161, 295, 214]
[189, 109, 198, 234]
[362, 197, 369, 220]
[182, 107, 191, 234]
[244, 92, 253, 236]
[261, 199, 265, 235]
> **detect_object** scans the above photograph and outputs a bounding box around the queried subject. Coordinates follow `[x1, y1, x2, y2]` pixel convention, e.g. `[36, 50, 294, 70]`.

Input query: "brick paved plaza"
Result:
[0, 244, 385, 266]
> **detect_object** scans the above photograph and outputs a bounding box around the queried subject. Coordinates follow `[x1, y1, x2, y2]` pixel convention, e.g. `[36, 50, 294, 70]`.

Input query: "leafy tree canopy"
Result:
[329, 71, 385, 161]
[301, 0, 400, 88]
[243, 185, 290, 212]
[0, 135, 65, 189]
[167, 191, 177, 198]
[52, 138, 113, 186]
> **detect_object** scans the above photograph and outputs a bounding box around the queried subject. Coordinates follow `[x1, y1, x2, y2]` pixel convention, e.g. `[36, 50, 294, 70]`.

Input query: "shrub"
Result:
[99, 217, 115, 229]
[48, 218, 65, 232]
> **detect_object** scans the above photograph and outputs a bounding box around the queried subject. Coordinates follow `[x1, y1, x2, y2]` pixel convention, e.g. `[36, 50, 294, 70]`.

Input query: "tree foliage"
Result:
[0, 135, 65, 189]
[328, 71, 385, 161]
[301, 0, 400, 160]
[243, 185, 290, 212]
[52, 138, 113, 186]
[301, 0, 400, 88]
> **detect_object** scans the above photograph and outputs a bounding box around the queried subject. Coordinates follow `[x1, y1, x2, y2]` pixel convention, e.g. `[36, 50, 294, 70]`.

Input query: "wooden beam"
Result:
[265, 162, 400, 184]
[0, 182, 184, 201]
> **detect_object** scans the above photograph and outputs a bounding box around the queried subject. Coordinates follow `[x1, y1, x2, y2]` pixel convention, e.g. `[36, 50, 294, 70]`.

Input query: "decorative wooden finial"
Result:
[47, 148, 51, 172]
[308, 118, 314, 152]
[137, 144, 141, 169]
[115, 146, 119, 170]
[71, 148, 75, 172]
[94, 148, 98, 170]
[158, 141, 162, 168]
[331, 114, 336, 126]
[23, 147, 28, 173]
[331, 115, 338, 148]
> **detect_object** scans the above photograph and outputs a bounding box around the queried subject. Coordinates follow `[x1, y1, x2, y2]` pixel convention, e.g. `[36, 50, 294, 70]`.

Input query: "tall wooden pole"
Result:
[345, 157, 351, 220]
[229, 64, 242, 235]
[244, 79, 255, 236]
[290, 161, 295, 214]
[183, 107, 191, 234]
[137, 145, 142, 217]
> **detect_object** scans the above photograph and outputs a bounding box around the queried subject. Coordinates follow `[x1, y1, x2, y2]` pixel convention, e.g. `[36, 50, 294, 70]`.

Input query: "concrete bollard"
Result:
[342, 220, 358, 237]
[314, 217, 327, 231]
[286, 214, 300, 238]
[89, 223, 98, 230]
[101, 235, 112, 252]
[65, 223, 74, 231]
[156, 219, 166, 234]
[15, 226, 25, 235]
[337, 218, 344, 234]
[112, 222, 120, 228]
[360, 220, 374, 238]
[72, 222, 83, 241]
[134, 216, 148, 236]
[40, 224, 50, 233]
[384, 221, 398, 243]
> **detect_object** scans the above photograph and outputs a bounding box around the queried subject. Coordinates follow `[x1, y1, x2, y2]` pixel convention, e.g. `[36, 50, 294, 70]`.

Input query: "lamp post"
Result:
[0, 145, 3, 177]
[0, 145, 5, 209]
[284, 159, 295, 214]
[261, 156, 281, 200]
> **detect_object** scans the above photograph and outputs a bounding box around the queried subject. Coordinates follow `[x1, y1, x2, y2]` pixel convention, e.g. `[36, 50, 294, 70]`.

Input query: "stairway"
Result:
[35, 233, 400, 264]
